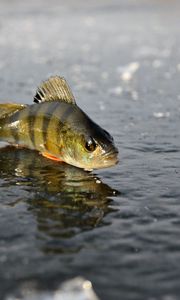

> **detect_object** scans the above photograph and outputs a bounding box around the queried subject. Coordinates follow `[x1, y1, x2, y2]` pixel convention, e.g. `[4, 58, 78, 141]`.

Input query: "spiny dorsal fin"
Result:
[34, 76, 76, 105]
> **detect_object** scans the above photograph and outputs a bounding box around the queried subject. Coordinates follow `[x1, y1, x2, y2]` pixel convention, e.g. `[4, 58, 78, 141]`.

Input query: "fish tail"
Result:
[0, 103, 27, 142]
[0, 103, 27, 121]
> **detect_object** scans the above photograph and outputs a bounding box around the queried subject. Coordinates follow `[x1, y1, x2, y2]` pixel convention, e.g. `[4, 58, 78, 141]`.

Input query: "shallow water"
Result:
[0, 0, 180, 299]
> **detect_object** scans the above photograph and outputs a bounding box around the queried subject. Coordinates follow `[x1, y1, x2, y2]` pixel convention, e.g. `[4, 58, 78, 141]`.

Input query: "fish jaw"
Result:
[91, 149, 119, 170]
[59, 144, 119, 170]
[100, 152, 119, 169]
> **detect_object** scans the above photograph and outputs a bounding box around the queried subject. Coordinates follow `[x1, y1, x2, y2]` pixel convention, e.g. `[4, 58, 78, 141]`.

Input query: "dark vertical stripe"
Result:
[60, 105, 74, 123]
[55, 104, 74, 147]
[42, 102, 60, 149]
[28, 104, 43, 147]
[55, 117, 63, 149]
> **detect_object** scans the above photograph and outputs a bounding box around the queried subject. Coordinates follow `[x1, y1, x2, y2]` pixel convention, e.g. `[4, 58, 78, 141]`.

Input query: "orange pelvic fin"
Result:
[41, 152, 63, 162]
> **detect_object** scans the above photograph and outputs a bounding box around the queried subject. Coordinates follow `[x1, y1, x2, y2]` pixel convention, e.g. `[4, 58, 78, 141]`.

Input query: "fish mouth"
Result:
[101, 147, 119, 168]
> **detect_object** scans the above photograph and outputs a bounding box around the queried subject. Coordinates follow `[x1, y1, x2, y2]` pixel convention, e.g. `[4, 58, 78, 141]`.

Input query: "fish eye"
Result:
[85, 137, 97, 152]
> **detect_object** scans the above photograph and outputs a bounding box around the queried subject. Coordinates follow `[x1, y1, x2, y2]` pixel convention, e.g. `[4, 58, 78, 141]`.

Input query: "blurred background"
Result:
[0, 0, 180, 300]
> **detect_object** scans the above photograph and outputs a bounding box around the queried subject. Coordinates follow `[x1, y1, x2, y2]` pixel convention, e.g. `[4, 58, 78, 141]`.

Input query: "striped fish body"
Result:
[0, 76, 118, 170]
[0, 101, 77, 157]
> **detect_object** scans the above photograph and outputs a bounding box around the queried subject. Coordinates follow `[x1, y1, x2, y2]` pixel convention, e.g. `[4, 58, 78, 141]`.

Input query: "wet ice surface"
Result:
[6, 277, 100, 300]
[0, 0, 180, 300]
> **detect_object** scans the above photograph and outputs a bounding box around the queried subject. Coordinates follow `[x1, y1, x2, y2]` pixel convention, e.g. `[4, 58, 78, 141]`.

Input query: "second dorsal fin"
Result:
[34, 76, 76, 105]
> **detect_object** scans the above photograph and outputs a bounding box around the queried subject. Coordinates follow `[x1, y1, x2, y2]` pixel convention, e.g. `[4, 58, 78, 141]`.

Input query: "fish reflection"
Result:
[0, 146, 119, 254]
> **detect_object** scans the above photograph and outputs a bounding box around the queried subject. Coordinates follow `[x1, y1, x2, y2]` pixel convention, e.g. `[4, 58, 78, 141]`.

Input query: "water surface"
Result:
[0, 1, 180, 300]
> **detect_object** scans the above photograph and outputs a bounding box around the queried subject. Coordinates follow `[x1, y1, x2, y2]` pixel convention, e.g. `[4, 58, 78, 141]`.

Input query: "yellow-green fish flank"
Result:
[0, 76, 118, 170]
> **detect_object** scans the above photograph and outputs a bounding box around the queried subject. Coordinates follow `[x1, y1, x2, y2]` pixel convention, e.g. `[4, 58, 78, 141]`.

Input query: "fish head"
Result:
[61, 113, 119, 171]
[32, 76, 118, 170]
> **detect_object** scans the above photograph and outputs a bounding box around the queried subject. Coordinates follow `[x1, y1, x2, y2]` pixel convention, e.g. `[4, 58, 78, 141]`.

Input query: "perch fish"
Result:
[0, 76, 118, 170]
